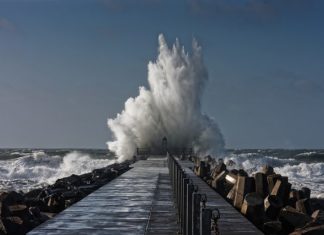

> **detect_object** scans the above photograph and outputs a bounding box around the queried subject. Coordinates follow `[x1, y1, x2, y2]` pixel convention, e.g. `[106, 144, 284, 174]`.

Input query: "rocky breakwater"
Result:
[0, 160, 132, 235]
[191, 156, 324, 235]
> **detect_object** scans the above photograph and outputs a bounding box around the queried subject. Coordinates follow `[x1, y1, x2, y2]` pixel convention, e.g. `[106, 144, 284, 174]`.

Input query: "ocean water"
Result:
[0, 149, 116, 193]
[223, 149, 324, 198]
[0, 149, 323, 198]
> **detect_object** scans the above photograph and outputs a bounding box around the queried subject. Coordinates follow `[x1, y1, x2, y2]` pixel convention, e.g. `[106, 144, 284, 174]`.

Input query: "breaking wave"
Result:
[0, 150, 115, 192]
[223, 152, 324, 198]
[107, 34, 225, 161]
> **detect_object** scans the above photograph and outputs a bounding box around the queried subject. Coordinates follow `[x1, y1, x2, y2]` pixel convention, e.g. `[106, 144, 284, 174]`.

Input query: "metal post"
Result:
[186, 182, 194, 235]
[200, 208, 212, 235]
[182, 177, 189, 235]
[192, 193, 201, 235]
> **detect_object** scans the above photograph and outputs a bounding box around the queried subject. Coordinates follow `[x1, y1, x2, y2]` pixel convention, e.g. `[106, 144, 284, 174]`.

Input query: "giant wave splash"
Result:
[107, 35, 225, 161]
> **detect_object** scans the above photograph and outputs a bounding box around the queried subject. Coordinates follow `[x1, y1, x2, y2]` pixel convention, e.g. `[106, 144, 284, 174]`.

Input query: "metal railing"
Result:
[168, 154, 220, 235]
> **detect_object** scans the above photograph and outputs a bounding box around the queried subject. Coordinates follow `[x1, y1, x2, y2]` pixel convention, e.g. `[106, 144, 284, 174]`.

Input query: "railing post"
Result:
[182, 177, 189, 235]
[192, 193, 201, 235]
[200, 207, 212, 235]
[186, 181, 194, 235]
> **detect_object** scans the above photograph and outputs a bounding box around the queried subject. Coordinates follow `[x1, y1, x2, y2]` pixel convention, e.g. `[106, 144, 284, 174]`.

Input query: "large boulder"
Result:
[233, 176, 255, 209]
[241, 192, 264, 225]
[290, 225, 324, 235]
[279, 206, 312, 233]
[264, 195, 283, 220]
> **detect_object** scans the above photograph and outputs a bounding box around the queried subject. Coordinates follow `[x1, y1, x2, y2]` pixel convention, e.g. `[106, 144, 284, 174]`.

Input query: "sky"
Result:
[0, 0, 323, 149]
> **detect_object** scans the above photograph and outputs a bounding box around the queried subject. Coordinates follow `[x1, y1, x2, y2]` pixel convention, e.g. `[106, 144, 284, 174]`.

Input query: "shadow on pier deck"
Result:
[28, 155, 263, 235]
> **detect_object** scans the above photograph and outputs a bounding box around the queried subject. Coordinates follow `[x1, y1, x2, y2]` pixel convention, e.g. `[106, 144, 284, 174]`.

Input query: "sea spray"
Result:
[0, 150, 115, 192]
[107, 35, 225, 161]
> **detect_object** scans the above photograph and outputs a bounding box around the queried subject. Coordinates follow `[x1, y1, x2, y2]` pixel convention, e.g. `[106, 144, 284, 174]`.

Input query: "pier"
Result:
[28, 155, 263, 235]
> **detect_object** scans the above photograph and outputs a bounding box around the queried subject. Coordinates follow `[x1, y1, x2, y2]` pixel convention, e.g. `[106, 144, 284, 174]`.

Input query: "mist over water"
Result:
[107, 35, 225, 161]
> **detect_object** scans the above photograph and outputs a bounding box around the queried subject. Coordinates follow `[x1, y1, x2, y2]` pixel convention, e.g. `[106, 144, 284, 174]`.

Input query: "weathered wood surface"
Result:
[177, 159, 263, 235]
[28, 157, 179, 235]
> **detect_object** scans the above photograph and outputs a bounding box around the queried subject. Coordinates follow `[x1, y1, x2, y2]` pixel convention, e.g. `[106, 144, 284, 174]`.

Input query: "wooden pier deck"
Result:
[28, 157, 178, 235]
[28, 155, 263, 235]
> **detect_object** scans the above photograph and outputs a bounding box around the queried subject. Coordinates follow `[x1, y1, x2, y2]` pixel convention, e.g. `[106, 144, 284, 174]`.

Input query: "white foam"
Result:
[107, 35, 225, 161]
[0, 151, 115, 192]
[223, 153, 324, 198]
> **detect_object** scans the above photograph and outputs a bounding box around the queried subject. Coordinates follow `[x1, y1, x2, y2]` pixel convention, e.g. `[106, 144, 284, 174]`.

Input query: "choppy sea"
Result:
[0, 148, 323, 198]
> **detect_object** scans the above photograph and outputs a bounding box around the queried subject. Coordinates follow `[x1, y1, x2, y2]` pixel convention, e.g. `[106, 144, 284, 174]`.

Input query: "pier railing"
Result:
[168, 154, 219, 235]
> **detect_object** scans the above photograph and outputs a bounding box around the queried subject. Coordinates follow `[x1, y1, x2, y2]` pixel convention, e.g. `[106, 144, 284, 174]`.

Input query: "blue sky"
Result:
[0, 0, 323, 149]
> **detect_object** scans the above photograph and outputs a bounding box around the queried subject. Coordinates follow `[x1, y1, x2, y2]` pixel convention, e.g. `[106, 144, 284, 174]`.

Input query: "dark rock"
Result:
[267, 174, 282, 195]
[296, 199, 313, 215]
[229, 169, 239, 175]
[254, 172, 268, 198]
[0, 218, 7, 235]
[211, 163, 226, 178]
[271, 177, 291, 205]
[290, 225, 324, 235]
[241, 192, 264, 225]
[54, 174, 82, 188]
[226, 185, 236, 202]
[2, 216, 27, 235]
[263, 220, 282, 235]
[312, 210, 324, 225]
[47, 195, 64, 213]
[279, 206, 312, 233]
[264, 195, 284, 220]
[24, 189, 43, 199]
[261, 165, 274, 175]
[238, 169, 248, 177]
[234, 176, 255, 209]
[301, 187, 311, 199]
[211, 170, 227, 195]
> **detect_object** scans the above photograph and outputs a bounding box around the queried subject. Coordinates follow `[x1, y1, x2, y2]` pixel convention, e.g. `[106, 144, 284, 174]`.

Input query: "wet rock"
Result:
[211, 170, 227, 194]
[301, 187, 311, 199]
[311, 210, 324, 225]
[24, 189, 42, 200]
[2, 216, 27, 235]
[238, 169, 248, 177]
[288, 189, 299, 207]
[296, 199, 313, 215]
[211, 163, 226, 179]
[225, 173, 237, 185]
[267, 174, 282, 195]
[241, 192, 264, 225]
[197, 161, 208, 178]
[290, 225, 324, 235]
[0, 218, 7, 235]
[254, 172, 268, 198]
[271, 177, 291, 205]
[263, 220, 282, 235]
[47, 195, 64, 213]
[279, 206, 312, 233]
[261, 165, 274, 175]
[54, 174, 82, 188]
[234, 176, 255, 209]
[264, 195, 283, 220]
[226, 184, 236, 202]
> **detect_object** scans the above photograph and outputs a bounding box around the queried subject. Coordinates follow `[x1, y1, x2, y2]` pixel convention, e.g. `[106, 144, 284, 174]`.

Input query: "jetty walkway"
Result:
[28, 155, 263, 235]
